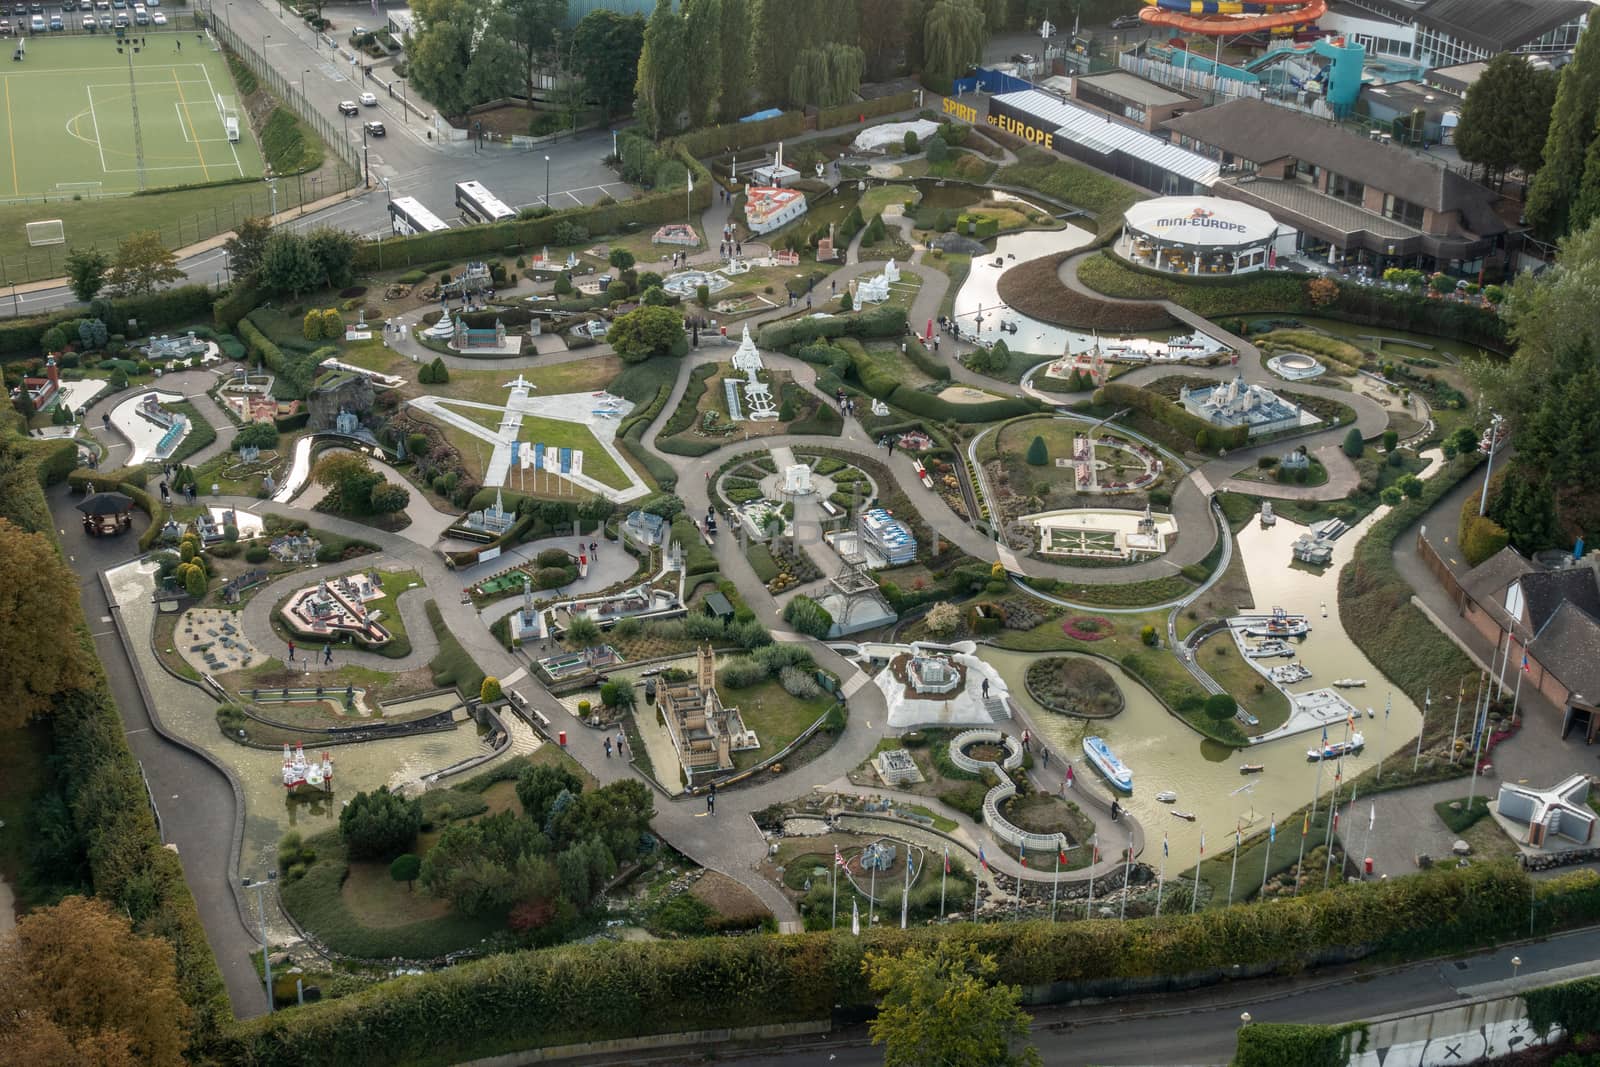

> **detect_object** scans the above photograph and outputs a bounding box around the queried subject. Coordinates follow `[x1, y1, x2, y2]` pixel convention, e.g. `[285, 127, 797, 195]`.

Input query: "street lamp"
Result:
[544, 155, 550, 210]
[360, 124, 371, 188]
[242, 872, 279, 1013]
[1512, 955, 1522, 978]
[263, 31, 270, 57]
[300, 67, 308, 103]
[398, 76, 408, 124]
[1240, 1012, 1251, 1027]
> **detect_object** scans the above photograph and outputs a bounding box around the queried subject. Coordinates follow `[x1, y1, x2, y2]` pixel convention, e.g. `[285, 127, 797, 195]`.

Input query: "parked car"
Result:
[81, 13, 94, 28]
[150, 9, 162, 22]
[337, 100, 359, 116]
[359, 91, 377, 106]
[47, 12, 61, 27]
[1008, 52, 1036, 64]
[78, 0, 90, 10]
[0, 18, 11, 33]
[94, 0, 108, 10]
[28, 13, 43, 31]
[364, 120, 385, 137]
[10, 4, 23, 16]
[112, 11, 126, 26]
[1111, 12, 1143, 28]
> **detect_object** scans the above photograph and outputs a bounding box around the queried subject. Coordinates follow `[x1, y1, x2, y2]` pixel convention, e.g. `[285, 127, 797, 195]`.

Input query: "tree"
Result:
[390, 853, 421, 890]
[608, 247, 636, 272]
[503, 0, 566, 104]
[1528, 22, 1600, 238]
[321, 307, 344, 339]
[1381, 429, 1399, 452]
[865, 943, 1040, 1067]
[1025, 435, 1048, 466]
[573, 10, 646, 120]
[1203, 692, 1237, 721]
[1450, 425, 1480, 454]
[408, 0, 520, 115]
[517, 763, 583, 826]
[600, 678, 635, 709]
[105, 231, 181, 297]
[1379, 485, 1404, 507]
[922, 0, 986, 89]
[636, 0, 688, 139]
[566, 614, 602, 647]
[480, 676, 503, 704]
[78, 318, 108, 351]
[610, 304, 685, 363]
[1305, 276, 1339, 307]
[63, 247, 109, 303]
[0, 519, 91, 727]
[258, 232, 321, 298]
[1342, 427, 1364, 458]
[339, 786, 423, 859]
[307, 227, 360, 290]
[1456, 54, 1557, 186]
[716, 0, 753, 121]
[682, 0, 722, 127]
[303, 309, 324, 341]
[315, 452, 384, 515]
[925, 600, 961, 636]
[0, 895, 190, 1066]
[1397, 473, 1423, 499]
[926, 134, 950, 162]
[368, 480, 411, 514]
[222, 215, 273, 280]
[859, 0, 910, 81]
[904, 129, 920, 154]
[783, 594, 835, 638]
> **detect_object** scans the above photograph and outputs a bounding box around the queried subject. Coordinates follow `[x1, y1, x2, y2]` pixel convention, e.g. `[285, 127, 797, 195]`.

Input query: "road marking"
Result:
[3, 77, 15, 195]
[90, 629, 115, 637]
[501, 667, 527, 686]
[86, 86, 109, 172]
[171, 68, 211, 181]
[125, 728, 148, 736]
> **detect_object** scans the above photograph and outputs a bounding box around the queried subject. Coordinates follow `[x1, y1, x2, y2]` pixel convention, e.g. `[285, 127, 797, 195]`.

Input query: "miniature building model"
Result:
[1179, 375, 1316, 437]
[658, 645, 758, 783]
[860, 508, 917, 566]
[744, 186, 808, 235]
[906, 652, 962, 695]
[623, 509, 668, 548]
[11, 355, 61, 412]
[874, 748, 924, 786]
[1497, 775, 1596, 848]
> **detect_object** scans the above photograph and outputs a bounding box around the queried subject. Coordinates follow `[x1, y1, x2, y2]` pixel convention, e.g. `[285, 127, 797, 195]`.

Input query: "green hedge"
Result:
[354, 147, 712, 271]
[1233, 1023, 1365, 1067]
[214, 280, 264, 330]
[671, 111, 808, 159]
[1525, 973, 1600, 1037]
[220, 863, 1600, 1067]
[835, 338, 1037, 422]
[661, 363, 717, 437]
[757, 305, 907, 349]
[657, 435, 723, 457]
[670, 516, 717, 575]
[238, 316, 287, 372]
[817, 92, 917, 131]
[0, 285, 215, 359]
[1094, 381, 1247, 453]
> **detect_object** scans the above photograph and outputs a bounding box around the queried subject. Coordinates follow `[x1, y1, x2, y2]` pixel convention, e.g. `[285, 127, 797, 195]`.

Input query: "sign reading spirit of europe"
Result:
[986, 111, 1055, 150]
[943, 97, 978, 124]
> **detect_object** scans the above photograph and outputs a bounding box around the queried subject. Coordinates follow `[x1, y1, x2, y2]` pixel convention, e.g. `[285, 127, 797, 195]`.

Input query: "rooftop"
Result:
[1427, 60, 1490, 94]
[1217, 174, 1421, 239]
[997, 89, 1219, 186]
[1521, 566, 1600, 634]
[1530, 600, 1600, 704]
[1416, 0, 1589, 53]
[1364, 79, 1461, 120]
[1459, 545, 1535, 608]
[1163, 98, 1503, 230]
[1076, 69, 1193, 108]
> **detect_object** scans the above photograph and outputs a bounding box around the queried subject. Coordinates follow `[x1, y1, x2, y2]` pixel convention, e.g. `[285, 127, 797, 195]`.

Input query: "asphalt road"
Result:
[663, 927, 1600, 1067]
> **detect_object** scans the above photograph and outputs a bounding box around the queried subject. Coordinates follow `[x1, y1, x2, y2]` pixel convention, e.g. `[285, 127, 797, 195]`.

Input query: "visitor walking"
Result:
[604, 737, 612, 758]
[981, 678, 989, 699]
[1041, 747, 1050, 768]
[886, 437, 895, 457]
[323, 643, 333, 666]
[706, 792, 716, 815]
[287, 641, 295, 662]
[1021, 729, 1030, 751]
[616, 731, 626, 754]
[589, 541, 598, 558]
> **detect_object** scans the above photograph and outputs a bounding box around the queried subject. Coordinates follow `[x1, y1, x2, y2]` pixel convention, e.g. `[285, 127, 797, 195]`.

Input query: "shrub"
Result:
[480, 676, 503, 704]
[783, 595, 834, 638]
[338, 786, 422, 860]
[1204, 693, 1238, 720]
[904, 130, 920, 153]
[245, 544, 270, 563]
[720, 658, 770, 689]
[1343, 427, 1364, 458]
[1025, 435, 1048, 466]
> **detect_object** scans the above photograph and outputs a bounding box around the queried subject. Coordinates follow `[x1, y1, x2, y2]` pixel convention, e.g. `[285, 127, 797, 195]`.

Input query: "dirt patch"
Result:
[936, 385, 1007, 405]
[1001, 792, 1096, 847]
[690, 870, 771, 925]
[340, 859, 453, 927]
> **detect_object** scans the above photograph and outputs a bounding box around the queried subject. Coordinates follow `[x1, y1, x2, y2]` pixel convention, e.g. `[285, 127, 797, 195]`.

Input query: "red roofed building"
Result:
[744, 186, 807, 235]
[13, 355, 61, 412]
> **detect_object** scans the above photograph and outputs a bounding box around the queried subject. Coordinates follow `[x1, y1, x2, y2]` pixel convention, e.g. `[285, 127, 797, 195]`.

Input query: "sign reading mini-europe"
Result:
[986, 111, 1054, 150]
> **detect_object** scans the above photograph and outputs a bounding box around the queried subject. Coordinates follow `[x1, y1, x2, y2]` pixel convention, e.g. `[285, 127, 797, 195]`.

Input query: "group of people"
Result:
[286, 640, 336, 666]
[832, 388, 858, 418]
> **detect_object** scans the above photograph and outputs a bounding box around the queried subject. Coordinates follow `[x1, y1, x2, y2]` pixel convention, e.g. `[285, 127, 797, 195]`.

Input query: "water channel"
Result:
[978, 501, 1425, 863]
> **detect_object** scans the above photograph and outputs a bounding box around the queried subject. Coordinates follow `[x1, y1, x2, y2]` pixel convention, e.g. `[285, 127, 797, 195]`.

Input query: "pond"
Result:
[978, 508, 1424, 863]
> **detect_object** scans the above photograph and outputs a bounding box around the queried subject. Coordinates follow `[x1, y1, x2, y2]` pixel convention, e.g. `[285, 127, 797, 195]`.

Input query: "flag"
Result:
[1269, 818, 1277, 843]
[1369, 803, 1376, 831]
[978, 846, 989, 872]
[1091, 835, 1099, 863]
[1059, 846, 1069, 866]
[944, 848, 950, 875]
[1322, 726, 1329, 743]
[1020, 846, 1027, 869]
[1522, 653, 1531, 673]
[686, 170, 693, 193]
[1199, 832, 1206, 856]
[1235, 827, 1241, 849]
[1302, 813, 1310, 836]
[835, 846, 844, 869]
[851, 897, 860, 936]
[1332, 809, 1340, 831]
[1162, 833, 1169, 858]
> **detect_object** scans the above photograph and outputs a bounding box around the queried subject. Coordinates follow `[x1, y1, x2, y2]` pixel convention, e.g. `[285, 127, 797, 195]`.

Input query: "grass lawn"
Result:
[855, 341, 941, 391]
[1177, 536, 1253, 640]
[1196, 633, 1290, 733]
[860, 185, 912, 217]
[1187, 808, 1336, 906]
[425, 599, 485, 698]
[1433, 795, 1493, 834]
[901, 803, 959, 833]
[986, 415, 1082, 494]
[268, 568, 419, 660]
[416, 357, 623, 407]
[725, 676, 835, 772]
[427, 409, 628, 493]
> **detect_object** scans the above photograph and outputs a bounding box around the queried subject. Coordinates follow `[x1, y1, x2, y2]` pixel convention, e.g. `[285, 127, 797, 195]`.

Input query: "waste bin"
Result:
[559, 730, 567, 747]
[1364, 857, 1374, 875]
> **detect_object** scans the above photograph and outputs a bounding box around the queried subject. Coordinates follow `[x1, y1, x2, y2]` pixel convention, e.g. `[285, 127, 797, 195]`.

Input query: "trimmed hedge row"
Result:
[817, 91, 918, 132]
[617, 382, 677, 491]
[238, 316, 287, 372]
[353, 147, 712, 272]
[757, 305, 907, 349]
[1095, 381, 1248, 453]
[220, 863, 1600, 1067]
[0, 285, 215, 359]
[214, 280, 264, 330]
[1233, 1023, 1365, 1067]
[836, 337, 1038, 423]
[672, 110, 808, 160]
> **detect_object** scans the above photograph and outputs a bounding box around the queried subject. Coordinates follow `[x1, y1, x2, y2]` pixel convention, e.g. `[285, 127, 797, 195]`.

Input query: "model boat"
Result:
[1332, 678, 1366, 688]
[1171, 810, 1197, 821]
[1308, 732, 1366, 761]
[1239, 763, 1265, 774]
[1244, 640, 1295, 659]
[1366, 706, 1376, 719]
[1082, 736, 1133, 793]
[1242, 607, 1310, 638]
[1155, 790, 1178, 803]
[1269, 663, 1311, 684]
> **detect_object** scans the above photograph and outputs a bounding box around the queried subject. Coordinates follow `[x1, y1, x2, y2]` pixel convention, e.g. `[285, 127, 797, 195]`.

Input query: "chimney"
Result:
[45, 355, 58, 385]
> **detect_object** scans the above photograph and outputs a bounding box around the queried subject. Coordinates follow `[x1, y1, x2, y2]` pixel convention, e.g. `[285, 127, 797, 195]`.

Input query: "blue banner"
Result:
[533, 443, 544, 470]
[510, 441, 520, 467]
[559, 447, 572, 474]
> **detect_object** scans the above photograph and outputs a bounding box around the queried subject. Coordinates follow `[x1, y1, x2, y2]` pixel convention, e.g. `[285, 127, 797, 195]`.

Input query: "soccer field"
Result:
[0, 34, 264, 199]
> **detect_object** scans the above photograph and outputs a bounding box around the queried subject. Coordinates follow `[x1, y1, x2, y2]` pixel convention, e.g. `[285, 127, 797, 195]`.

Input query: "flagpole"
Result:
[974, 874, 980, 922]
[1451, 680, 1468, 764]
[1414, 687, 1429, 774]
[1227, 825, 1240, 907]
[1362, 801, 1377, 880]
[1509, 634, 1526, 727]
[1085, 834, 1096, 920]
[1119, 834, 1132, 921]
[1155, 835, 1167, 917]
[1260, 813, 1275, 896]
[1325, 777, 1351, 890]
[1295, 730, 1328, 895]
[1377, 692, 1391, 784]
[869, 861, 877, 929]
[940, 848, 948, 917]
[1191, 831, 1203, 914]
[1014, 848, 1023, 916]
[1050, 849, 1060, 921]
[831, 849, 839, 931]
[901, 850, 911, 930]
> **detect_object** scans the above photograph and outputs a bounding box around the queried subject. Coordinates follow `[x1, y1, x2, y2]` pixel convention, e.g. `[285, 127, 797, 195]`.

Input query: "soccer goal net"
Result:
[25, 219, 65, 247]
[215, 93, 242, 142]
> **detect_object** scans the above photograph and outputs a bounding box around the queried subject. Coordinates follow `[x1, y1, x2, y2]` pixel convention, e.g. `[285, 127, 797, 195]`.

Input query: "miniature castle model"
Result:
[731, 325, 764, 376]
[658, 646, 759, 784]
[282, 743, 333, 792]
[744, 170, 808, 235]
[906, 651, 962, 695]
[11, 355, 61, 412]
[463, 489, 516, 536]
[1179, 374, 1315, 437]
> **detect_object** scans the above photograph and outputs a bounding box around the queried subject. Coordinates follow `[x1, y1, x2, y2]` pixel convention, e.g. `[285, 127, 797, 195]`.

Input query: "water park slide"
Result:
[1139, 0, 1326, 35]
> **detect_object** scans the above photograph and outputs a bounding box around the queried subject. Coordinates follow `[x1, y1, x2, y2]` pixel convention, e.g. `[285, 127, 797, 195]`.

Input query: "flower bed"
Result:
[1062, 616, 1114, 641]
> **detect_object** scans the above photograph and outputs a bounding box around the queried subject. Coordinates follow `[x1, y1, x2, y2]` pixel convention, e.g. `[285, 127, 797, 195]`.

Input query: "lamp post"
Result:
[242, 872, 278, 1013]
[1512, 955, 1522, 978]
[544, 155, 550, 210]
[399, 76, 408, 123]
[300, 67, 308, 104]
[263, 31, 269, 58]
[360, 124, 370, 188]
[1478, 411, 1503, 516]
